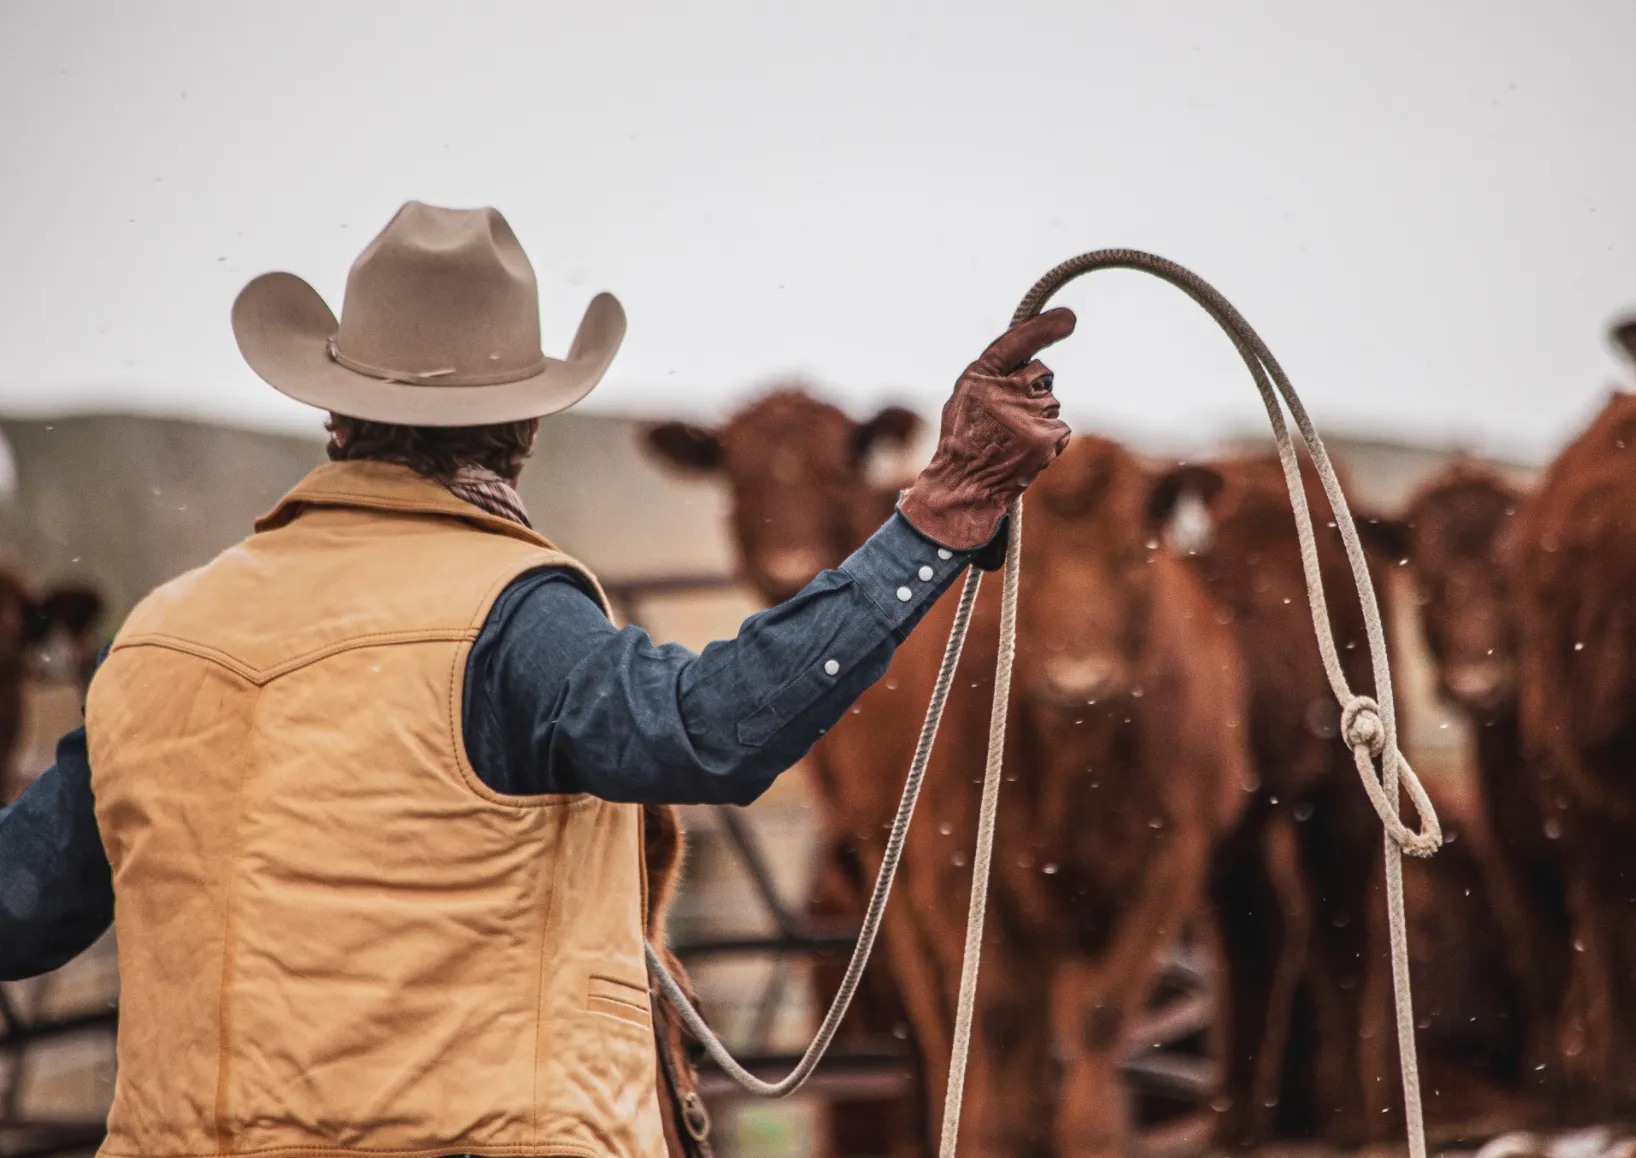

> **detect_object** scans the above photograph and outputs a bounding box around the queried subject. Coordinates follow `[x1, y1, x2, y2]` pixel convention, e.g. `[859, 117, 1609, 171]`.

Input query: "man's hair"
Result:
[325, 416, 536, 482]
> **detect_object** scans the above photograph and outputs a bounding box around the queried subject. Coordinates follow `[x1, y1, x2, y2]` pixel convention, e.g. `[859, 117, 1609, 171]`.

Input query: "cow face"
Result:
[0, 570, 104, 798]
[0, 574, 102, 681]
[646, 389, 922, 603]
[1388, 465, 1524, 720]
[1013, 437, 1188, 711]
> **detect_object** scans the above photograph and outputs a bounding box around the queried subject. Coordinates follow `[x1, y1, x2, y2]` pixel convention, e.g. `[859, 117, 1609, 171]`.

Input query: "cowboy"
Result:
[0, 202, 1074, 1158]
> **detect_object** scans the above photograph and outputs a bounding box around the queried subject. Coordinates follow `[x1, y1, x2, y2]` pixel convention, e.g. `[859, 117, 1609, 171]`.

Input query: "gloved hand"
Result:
[899, 308, 1076, 567]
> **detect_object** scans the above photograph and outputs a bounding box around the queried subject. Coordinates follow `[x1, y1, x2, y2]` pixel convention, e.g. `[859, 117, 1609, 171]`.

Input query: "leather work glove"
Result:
[899, 308, 1076, 568]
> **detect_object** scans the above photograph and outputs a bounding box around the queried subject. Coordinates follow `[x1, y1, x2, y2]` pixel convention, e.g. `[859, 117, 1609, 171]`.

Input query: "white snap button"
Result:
[896, 586, 912, 603]
[937, 548, 953, 560]
[918, 565, 934, 582]
[823, 659, 840, 676]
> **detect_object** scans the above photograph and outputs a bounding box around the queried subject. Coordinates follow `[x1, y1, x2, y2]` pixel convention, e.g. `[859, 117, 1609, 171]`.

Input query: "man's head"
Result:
[325, 414, 540, 483]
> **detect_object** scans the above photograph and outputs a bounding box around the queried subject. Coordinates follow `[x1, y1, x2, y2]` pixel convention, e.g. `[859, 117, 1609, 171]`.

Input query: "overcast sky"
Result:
[2, 1, 1633, 462]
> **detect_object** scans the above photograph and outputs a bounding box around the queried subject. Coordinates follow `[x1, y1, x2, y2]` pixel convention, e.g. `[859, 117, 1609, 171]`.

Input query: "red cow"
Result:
[648, 390, 934, 1158]
[1380, 464, 1572, 1125]
[0, 569, 104, 802]
[1151, 453, 1398, 1148]
[1509, 374, 1636, 1117]
[941, 436, 1253, 1158]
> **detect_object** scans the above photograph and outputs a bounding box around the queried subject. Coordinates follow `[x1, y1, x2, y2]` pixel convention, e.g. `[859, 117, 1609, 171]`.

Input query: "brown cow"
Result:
[1151, 453, 1398, 1148]
[647, 390, 937, 1158]
[1509, 377, 1636, 1117]
[651, 405, 1252, 1158]
[1381, 464, 1572, 1122]
[0, 569, 104, 802]
[945, 436, 1253, 1158]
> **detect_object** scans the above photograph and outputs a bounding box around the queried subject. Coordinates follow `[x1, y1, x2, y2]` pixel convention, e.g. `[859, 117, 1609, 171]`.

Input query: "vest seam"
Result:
[110, 630, 481, 686]
[444, 618, 599, 814]
[212, 684, 263, 1149]
[529, 809, 565, 1148]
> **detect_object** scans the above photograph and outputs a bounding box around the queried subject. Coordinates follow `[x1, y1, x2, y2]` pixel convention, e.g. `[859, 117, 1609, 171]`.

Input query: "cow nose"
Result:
[760, 549, 830, 595]
[1446, 661, 1508, 709]
[1040, 655, 1126, 705]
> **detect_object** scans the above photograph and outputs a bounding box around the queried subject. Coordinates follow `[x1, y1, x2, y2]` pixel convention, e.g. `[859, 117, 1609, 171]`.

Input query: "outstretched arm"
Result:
[466, 512, 968, 804]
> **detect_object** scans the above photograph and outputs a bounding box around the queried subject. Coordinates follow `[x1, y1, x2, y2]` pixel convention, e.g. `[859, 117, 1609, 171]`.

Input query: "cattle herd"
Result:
[646, 320, 1636, 1158]
[3, 334, 1636, 1158]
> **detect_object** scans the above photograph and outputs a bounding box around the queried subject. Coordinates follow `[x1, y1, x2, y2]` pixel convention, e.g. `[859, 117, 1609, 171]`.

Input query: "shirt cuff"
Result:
[839, 511, 971, 636]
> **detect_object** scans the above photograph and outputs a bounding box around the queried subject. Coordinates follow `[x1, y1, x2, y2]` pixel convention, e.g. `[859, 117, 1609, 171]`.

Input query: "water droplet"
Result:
[952, 852, 967, 867]
[1574, 642, 1584, 651]
[938, 821, 953, 836]
[1148, 818, 1163, 829]
[1294, 802, 1314, 821]
[1574, 939, 1585, 952]
[1042, 862, 1059, 875]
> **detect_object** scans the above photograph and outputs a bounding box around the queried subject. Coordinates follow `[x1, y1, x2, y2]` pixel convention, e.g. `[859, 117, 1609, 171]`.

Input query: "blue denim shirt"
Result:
[0, 513, 968, 979]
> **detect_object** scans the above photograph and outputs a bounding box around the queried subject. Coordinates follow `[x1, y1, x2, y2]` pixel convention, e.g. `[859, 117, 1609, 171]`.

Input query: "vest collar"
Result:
[256, 460, 557, 549]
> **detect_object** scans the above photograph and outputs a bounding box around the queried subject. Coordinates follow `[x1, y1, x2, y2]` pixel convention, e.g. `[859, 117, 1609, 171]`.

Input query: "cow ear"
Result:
[853, 406, 923, 462]
[1355, 515, 1411, 564]
[645, 422, 724, 473]
[1146, 463, 1224, 529]
[37, 586, 104, 638]
[1611, 317, 1636, 364]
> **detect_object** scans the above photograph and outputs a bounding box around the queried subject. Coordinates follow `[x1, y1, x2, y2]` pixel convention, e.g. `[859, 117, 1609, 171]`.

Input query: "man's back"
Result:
[89, 460, 664, 1158]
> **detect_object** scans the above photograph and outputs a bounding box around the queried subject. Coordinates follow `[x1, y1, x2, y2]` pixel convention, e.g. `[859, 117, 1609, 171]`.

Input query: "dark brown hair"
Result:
[325, 415, 538, 482]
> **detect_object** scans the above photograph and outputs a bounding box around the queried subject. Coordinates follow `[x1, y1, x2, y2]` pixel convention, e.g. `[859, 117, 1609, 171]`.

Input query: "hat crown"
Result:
[334, 202, 544, 381]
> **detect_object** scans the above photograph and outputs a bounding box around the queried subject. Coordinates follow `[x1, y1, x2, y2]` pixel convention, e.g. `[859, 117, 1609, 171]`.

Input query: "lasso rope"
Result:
[648, 250, 1442, 1158]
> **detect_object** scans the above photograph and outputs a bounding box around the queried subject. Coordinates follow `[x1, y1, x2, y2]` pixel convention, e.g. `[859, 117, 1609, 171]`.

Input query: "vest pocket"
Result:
[587, 975, 653, 1030]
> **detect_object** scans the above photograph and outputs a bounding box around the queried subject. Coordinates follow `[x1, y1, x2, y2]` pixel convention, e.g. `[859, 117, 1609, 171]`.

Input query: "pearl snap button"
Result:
[896, 586, 912, 602]
[918, 565, 934, 581]
[937, 548, 953, 560]
[823, 659, 840, 676]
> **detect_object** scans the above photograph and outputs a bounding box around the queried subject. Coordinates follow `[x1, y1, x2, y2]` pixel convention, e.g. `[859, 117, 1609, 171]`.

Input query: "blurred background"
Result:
[3, 4, 1634, 1158]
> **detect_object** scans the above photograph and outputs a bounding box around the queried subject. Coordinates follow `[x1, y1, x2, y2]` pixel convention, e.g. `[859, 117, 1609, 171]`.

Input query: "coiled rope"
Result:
[647, 249, 1442, 1158]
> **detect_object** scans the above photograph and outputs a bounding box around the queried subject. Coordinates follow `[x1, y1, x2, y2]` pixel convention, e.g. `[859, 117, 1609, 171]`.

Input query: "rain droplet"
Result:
[938, 821, 953, 836]
[1574, 642, 1584, 651]
[1042, 862, 1059, 875]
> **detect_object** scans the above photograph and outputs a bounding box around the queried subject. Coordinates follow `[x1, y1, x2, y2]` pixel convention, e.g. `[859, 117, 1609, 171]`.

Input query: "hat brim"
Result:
[231, 272, 626, 427]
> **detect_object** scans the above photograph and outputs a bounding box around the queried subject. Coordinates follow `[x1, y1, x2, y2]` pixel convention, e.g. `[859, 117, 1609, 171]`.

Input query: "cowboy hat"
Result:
[232, 201, 625, 426]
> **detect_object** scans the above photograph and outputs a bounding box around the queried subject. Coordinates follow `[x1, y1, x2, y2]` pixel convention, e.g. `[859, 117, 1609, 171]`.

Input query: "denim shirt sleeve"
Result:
[0, 727, 115, 981]
[463, 511, 970, 805]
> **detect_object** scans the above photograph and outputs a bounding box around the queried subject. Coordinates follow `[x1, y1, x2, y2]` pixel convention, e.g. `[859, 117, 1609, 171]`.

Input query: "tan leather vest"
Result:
[87, 461, 664, 1158]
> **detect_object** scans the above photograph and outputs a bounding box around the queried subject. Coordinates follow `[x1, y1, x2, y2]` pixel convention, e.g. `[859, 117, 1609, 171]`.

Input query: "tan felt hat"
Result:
[232, 201, 625, 426]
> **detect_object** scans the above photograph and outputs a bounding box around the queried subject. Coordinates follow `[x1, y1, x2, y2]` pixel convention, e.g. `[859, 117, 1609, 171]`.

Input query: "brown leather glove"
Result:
[899, 308, 1076, 567]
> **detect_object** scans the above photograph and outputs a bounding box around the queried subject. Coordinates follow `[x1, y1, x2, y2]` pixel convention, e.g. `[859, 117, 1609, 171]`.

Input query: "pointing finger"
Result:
[973, 308, 1077, 375]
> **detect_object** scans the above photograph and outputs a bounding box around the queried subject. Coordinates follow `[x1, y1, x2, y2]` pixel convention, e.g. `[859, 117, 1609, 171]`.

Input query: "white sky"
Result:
[2, 0, 1634, 463]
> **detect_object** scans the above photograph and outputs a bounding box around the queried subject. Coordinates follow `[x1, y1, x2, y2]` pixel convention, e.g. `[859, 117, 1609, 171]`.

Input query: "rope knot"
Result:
[1342, 696, 1386, 757]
